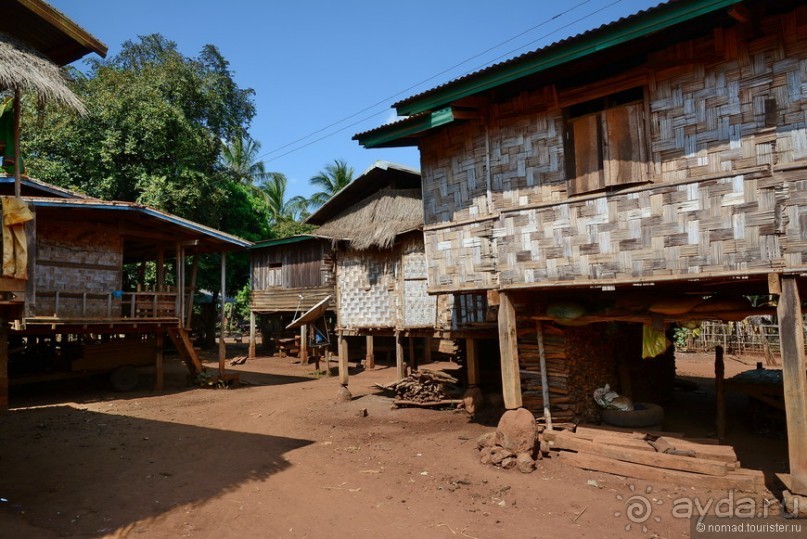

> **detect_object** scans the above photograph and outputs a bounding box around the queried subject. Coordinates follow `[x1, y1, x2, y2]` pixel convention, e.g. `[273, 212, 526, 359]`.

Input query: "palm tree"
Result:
[308, 159, 354, 208]
[220, 134, 269, 186]
[261, 172, 309, 224]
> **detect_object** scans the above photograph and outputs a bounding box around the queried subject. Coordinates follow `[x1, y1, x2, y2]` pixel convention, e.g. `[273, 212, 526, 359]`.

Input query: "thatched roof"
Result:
[0, 32, 85, 113]
[311, 188, 423, 250]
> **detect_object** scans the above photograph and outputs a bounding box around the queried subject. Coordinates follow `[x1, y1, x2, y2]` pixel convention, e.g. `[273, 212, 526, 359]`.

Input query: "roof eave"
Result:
[354, 106, 461, 149]
[394, 0, 742, 116]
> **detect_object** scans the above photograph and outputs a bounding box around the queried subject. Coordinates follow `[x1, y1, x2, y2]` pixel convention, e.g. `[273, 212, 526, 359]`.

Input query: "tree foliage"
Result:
[308, 158, 354, 208]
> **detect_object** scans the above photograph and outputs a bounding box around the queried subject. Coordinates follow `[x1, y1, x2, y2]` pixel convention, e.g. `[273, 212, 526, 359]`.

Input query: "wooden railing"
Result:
[34, 289, 178, 319]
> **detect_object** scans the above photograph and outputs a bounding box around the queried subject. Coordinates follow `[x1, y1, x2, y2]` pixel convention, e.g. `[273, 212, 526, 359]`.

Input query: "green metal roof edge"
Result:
[396, 0, 742, 116]
[249, 235, 318, 250]
[354, 107, 457, 149]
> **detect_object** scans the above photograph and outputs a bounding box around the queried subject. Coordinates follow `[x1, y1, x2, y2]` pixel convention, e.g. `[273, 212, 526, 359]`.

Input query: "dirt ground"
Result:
[0, 346, 794, 538]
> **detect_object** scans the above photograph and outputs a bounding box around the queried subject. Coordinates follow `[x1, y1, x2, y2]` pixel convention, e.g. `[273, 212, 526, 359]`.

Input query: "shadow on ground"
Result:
[0, 405, 312, 537]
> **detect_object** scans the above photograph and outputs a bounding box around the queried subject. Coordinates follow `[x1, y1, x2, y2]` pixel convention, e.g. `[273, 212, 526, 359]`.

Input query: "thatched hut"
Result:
[306, 161, 471, 384]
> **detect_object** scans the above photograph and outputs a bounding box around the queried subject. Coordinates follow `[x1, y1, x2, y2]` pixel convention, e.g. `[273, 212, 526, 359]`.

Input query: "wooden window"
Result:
[266, 264, 282, 287]
[565, 87, 649, 195]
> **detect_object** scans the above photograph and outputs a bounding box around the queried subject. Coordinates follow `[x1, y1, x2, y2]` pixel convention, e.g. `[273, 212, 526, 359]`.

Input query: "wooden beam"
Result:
[466, 338, 479, 387]
[395, 331, 406, 379]
[154, 329, 164, 391]
[498, 291, 522, 409]
[13, 90, 20, 198]
[777, 275, 807, 495]
[300, 324, 308, 365]
[715, 345, 726, 441]
[365, 334, 375, 369]
[218, 252, 226, 375]
[0, 322, 7, 408]
[248, 310, 256, 359]
[338, 334, 349, 386]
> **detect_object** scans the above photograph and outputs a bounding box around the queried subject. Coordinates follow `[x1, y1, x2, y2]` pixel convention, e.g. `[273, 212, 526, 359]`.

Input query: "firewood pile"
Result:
[520, 323, 620, 423]
[375, 369, 462, 407]
[543, 426, 764, 492]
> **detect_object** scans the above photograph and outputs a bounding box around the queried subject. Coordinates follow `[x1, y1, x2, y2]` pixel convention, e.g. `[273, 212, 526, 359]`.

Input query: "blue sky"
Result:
[49, 0, 663, 200]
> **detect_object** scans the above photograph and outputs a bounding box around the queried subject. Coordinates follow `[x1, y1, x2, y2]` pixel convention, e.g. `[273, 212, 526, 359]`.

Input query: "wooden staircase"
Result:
[167, 326, 204, 376]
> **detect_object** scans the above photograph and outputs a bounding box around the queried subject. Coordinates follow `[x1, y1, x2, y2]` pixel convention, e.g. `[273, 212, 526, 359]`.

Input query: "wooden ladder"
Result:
[167, 326, 204, 376]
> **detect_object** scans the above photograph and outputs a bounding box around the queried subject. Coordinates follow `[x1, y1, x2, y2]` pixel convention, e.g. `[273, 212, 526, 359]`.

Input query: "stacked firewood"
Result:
[377, 369, 461, 407]
[543, 426, 763, 492]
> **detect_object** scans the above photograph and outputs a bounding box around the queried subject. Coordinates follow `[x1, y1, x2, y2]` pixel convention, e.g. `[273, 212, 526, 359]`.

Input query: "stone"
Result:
[463, 387, 484, 415]
[783, 490, 807, 518]
[475, 432, 496, 450]
[356, 408, 368, 417]
[516, 453, 536, 473]
[479, 446, 494, 465]
[490, 447, 514, 465]
[495, 408, 538, 454]
[336, 385, 352, 402]
[501, 457, 517, 470]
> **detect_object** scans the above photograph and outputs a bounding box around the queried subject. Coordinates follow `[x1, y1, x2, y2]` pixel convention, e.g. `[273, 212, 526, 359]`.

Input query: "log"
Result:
[552, 432, 728, 476]
[557, 452, 759, 492]
[393, 399, 463, 408]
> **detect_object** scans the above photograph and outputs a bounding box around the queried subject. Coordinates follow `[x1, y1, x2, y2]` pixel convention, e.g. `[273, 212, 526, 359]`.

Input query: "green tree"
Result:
[20, 34, 268, 295]
[308, 158, 354, 208]
[220, 133, 269, 186]
[261, 172, 309, 225]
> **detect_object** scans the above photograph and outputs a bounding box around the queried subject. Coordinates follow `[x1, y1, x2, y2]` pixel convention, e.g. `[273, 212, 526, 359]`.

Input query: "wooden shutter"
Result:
[568, 114, 605, 195]
[603, 103, 647, 187]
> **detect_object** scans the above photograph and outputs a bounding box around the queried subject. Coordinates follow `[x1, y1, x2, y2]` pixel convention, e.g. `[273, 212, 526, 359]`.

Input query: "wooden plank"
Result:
[552, 432, 728, 476]
[777, 275, 807, 495]
[498, 291, 522, 409]
[557, 452, 758, 492]
[543, 430, 655, 452]
[570, 114, 604, 195]
[655, 437, 738, 464]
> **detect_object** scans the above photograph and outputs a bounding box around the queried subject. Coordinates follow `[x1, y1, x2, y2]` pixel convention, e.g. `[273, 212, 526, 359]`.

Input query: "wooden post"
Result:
[0, 322, 7, 408]
[424, 336, 432, 364]
[466, 338, 480, 387]
[395, 331, 406, 379]
[218, 252, 226, 375]
[715, 345, 726, 440]
[338, 334, 349, 386]
[156, 248, 165, 289]
[777, 276, 807, 495]
[248, 310, 256, 359]
[300, 324, 308, 365]
[174, 243, 182, 319]
[408, 336, 417, 370]
[185, 254, 198, 329]
[13, 90, 21, 197]
[155, 329, 164, 391]
[536, 321, 553, 430]
[498, 291, 522, 409]
[365, 334, 375, 370]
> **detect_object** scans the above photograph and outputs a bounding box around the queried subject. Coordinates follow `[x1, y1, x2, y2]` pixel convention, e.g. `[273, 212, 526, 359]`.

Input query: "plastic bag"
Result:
[593, 384, 634, 411]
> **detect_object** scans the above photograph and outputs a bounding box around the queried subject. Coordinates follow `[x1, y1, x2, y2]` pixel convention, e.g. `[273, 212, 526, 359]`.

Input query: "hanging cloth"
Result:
[1, 196, 33, 279]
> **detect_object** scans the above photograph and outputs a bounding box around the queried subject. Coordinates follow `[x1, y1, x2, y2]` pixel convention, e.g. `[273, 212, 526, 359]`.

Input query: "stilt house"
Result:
[356, 0, 807, 496]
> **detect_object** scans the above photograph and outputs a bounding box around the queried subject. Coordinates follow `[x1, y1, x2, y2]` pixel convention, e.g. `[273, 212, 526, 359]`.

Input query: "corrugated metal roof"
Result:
[249, 235, 320, 250]
[391, 0, 739, 116]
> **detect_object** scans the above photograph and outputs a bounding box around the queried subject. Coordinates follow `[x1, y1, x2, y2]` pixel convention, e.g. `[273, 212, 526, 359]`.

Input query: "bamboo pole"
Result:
[536, 321, 553, 430]
[715, 345, 725, 441]
[218, 252, 226, 375]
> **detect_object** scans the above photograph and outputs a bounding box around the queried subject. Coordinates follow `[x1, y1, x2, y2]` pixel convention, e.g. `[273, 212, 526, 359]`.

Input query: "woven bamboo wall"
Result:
[33, 220, 122, 318]
[420, 6, 807, 293]
[336, 250, 397, 329]
[400, 236, 438, 328]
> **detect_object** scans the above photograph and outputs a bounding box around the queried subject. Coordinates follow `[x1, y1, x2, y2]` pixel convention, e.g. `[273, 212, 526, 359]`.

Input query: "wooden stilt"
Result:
[300, 324, 308, 365]
[423, 336, 432, 364]
[365, 335, 375, 369]
[156, 248, 165, 289]
[155, 329, 164, 391]
[248, 310, 256, 359]
[777, 276, 807, 495]
[218, 252, 226, 375]
[466, 338, 479, 387]
[185, 254, 198, 329]
[0, 322, 7, 408]
[498, 291, 522, 409]
[13, 89, 21, 197]
[715, 345, 726, 440]
[395, 331, 406, 379]
[536, 321, 553, 430]
[408, 336, 417, 370]
[338, 334, 349, 386]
